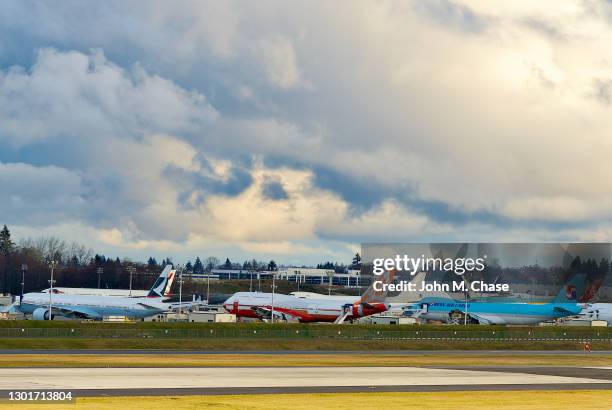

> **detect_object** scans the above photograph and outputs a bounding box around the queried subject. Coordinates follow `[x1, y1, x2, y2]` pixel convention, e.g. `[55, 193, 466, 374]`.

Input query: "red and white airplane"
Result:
[223, 270, 395, 323]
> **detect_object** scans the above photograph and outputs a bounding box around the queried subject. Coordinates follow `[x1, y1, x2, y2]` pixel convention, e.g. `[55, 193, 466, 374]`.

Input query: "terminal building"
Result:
[183, 268, 363, 288]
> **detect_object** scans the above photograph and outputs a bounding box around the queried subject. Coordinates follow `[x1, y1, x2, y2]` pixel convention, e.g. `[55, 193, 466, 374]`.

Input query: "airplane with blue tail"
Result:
[402, 275, 585, 325]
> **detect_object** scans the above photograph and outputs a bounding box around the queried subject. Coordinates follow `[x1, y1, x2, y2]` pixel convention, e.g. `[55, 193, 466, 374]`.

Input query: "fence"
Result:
[0, 327, 610, 341]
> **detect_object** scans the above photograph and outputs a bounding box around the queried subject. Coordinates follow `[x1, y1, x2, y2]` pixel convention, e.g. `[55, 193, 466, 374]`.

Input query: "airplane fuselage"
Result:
[19, 292, 168, 320]
[578, 303, 612, 323]
[406, 297, 582, 325]
[224, 292, 387, 322]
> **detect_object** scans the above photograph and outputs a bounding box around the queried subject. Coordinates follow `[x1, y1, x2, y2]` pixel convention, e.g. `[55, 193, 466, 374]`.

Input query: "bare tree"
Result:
[67, 242, 93, 265]
[203, 256, 220, 272]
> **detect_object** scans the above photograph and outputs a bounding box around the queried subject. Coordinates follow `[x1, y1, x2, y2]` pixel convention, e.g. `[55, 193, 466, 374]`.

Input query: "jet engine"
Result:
[32, 308, 52, 320]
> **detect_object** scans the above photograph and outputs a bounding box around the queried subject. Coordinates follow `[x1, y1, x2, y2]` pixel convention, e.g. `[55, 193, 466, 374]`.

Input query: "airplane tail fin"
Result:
[386, 271, 431, 303]
[360, 269, 395, 304]
[163, 269, 176, 297]
[552, 273, 586, 303]
[147, 265, 175, 298]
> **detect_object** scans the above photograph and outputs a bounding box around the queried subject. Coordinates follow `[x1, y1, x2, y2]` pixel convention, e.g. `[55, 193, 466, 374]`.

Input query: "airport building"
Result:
[182, 268, 363, 288]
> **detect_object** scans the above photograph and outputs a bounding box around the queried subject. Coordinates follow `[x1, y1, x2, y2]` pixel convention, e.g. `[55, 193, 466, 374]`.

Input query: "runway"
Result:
[1, 366, 610, 396]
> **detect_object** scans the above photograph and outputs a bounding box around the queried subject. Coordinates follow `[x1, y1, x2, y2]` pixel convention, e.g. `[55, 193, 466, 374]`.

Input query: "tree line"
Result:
[0, 224, 361, 295]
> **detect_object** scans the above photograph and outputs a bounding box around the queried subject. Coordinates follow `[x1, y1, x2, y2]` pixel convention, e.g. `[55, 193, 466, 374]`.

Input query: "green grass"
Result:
[1, 320, 610, 333]
[0, 337, 609, 350]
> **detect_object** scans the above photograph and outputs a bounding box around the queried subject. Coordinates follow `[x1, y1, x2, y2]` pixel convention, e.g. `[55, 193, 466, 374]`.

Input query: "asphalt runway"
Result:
[0, 366, 611, 396]
[2, 349, 611, 355]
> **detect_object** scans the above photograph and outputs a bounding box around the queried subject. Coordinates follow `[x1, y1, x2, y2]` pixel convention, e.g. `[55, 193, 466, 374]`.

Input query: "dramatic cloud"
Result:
[2, 1, 612, 263]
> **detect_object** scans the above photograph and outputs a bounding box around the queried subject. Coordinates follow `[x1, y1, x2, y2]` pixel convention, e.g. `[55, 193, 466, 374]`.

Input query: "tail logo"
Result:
[565, 285, 577, 300]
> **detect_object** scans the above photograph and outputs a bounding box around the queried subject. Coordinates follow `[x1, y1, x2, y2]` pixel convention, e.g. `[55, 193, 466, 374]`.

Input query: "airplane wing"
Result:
[0, 303, 15, 313]
[553, 306, 579, 316]
[50, 305, 102, 319]
[166, 301, 207, 311]
[465, 312, 496, 324]
[251, 307, 301, 322]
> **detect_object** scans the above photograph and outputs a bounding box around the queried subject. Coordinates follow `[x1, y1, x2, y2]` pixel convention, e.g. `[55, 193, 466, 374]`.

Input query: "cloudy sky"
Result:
[2, 1, 612, 265]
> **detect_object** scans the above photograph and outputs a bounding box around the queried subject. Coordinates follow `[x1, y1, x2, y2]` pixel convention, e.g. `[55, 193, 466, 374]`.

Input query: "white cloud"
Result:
[0, 48, 218, 147]
[4, 1, 612, 263]
[257, 36, 303, 89]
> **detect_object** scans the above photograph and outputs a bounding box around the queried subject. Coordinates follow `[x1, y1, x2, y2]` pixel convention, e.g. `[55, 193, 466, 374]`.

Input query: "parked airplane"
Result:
[576, 303, 612, 324]
[402, 275, 585, 325]
[289, 272, 427, 308]
[2, 265, 185, 320]
[224, 270, 395, 323]
[39, 267, 176, 299]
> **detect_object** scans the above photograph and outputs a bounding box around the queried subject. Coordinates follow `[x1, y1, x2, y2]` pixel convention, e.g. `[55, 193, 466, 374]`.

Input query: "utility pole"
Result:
[270, 273, 275, 324]
[206, 267, 210, 305]
[249, 270, 253, 292]
[97, 267, 103, 289]
[327, 271, 334, 296]
[128, 266, 135, 297]
[178, 265, 184, 317]
[48, 261, 57, 320]
[20, 264, 27, 305]
[464, 290, 468, 326]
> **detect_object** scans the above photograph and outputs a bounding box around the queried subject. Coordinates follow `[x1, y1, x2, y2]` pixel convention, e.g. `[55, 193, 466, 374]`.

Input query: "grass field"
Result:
[0, 337, 609, 351]
[1, 320, 610, 334]
[0, 353, 610, 368]
[3, 391, 612, 410]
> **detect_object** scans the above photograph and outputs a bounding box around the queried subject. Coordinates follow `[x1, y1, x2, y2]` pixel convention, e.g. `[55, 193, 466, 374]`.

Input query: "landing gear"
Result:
[447, 309, 477, 325]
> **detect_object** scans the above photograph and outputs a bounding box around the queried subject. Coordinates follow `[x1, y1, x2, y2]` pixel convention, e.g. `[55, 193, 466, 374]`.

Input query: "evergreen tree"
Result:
[267, 260, 277, 271]
[147, 257, 157, 267]
[193, 257, 204, 274]
[224, 258, 232, 269]
[185, 261, 193, 272]
[351, 252, 361, 269]
[0, 225, 15, 294]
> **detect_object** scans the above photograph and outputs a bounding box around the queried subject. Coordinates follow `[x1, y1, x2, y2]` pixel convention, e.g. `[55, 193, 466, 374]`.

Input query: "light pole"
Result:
[178, 265, 184, 317]
[48, 261, 57, 320]
[270, 272, 275, 324]
[97, 267, 103, 289]
[249, 270, 253, 292]
[464, 290, 469, 326]
[206, 267, 210, 305]
[327, 271, 334, 296]
[20, 264, 27, 305]
[127, 266, 135, 297]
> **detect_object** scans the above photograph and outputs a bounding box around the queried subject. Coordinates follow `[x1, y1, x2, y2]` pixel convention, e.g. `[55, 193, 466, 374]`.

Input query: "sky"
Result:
[2, 1, 612, 265]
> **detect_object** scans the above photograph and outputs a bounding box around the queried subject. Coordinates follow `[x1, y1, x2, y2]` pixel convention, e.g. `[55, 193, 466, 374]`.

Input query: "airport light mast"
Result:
[48, 261, 57, 320]
[128, 265, 135, 297]
[464, 290, 469, 326]
[178, 264, 184, 318]
[20, 264, 27, 304]
[97, 267, 103, 289]
[206, 267, 210, 305]
[270, 272, 275, 324]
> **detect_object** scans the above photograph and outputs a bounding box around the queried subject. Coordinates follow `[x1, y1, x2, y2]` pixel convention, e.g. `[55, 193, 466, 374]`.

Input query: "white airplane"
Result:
[39, 268, 176, 299]
[2, 265, 192, 320]
[224, 270, 395, 323]
[289, 272, 427, 314]
[576, 303, 612, 324]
